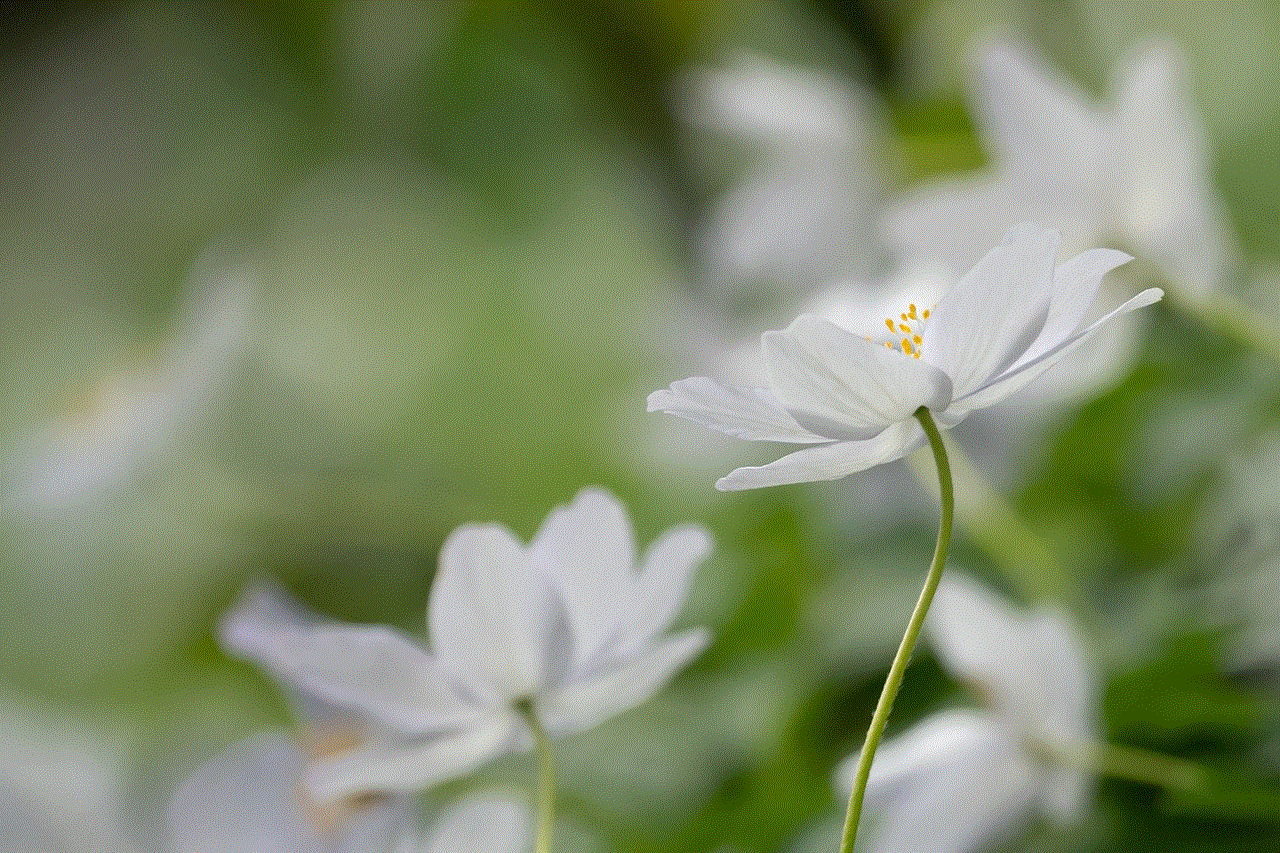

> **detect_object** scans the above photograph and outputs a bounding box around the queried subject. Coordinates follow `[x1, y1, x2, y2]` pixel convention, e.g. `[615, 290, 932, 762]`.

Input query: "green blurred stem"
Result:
[1178, 292, 1280, 365]
[838, 408, 954, 853]
[1035, 739, 1206, 793]
[516, 699, 556, 853]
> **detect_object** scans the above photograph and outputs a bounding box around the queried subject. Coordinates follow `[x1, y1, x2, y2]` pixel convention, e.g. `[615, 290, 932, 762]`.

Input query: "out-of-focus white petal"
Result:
[222, 622, 478, 735]
[646, 377, 830, 444]
[538, 628, 710, 735]
[167, 733, 413, 853]
[219, 582, 372, 729]
[529, 488, 635, 660]
[972, 40, 1111, 176]
[923, 225, 1060, 401]
[715, 421, 925, 491]
[865, 726, 1039, 853]
[630, 524, 714, 643]
[676, 53, 859, 145]
[429, 524, 558, 702]
[421, 792, 529, 853]
[1113, 39, 1234, 299]
[765, 316, 952, 441]
[307, 717, 522, 803]
[953, 287, 1163, 411]
[837, 709, 998, 806]
[927, 575, 1036, 716]
[1025, 609, 1095, 748]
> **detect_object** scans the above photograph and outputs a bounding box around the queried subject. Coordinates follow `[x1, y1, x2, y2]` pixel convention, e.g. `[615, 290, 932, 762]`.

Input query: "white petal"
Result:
[764, 315, 952, 440]
[221, 621, 477, 735]
[1024, 248, 1134, 360]
[429, 524, 560, 703]
[528, 488, 635, 661]
[307, 717, 522, 802]
[1025, 608, 1094, 741]
[538, 628, 709, 735]
[715, 420, 925, 491]
[219, 582, 361, 728]
[835, 709, 998, 803]
[866, 725, 1039, 853]
[167, 733, 414, 853]
[921, 225, 1060, 401]
[972, 40, 1110, 173]
[927, 575, 1036, 716]
[952, 287, 1162, 410]
[630, 524, 713, 642]
[1113, 39, 1232, 298]
[423, 792, 529, 853]
[646, 377, 830, 443]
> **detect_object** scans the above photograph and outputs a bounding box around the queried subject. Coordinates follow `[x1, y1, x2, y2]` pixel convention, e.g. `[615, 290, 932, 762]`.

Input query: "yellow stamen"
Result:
[913, 335, 922, 345]
[922, 308, 930, 319]
[901, 338, 914, 355]
[898, 323, 911, 334]
[885, 318, 896, 332]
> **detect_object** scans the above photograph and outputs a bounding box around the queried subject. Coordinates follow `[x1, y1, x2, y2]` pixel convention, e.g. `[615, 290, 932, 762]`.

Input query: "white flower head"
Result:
[221, 487, 712, 802]
[649, 225, 1161, 490]
[835, 574, 1096, 853]
[886, 38, 1235, 300]
[675, 53, 881, 291]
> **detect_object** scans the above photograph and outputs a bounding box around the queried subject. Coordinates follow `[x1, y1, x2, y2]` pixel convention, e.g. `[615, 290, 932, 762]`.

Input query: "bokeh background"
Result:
[3, 2, 1280, 851]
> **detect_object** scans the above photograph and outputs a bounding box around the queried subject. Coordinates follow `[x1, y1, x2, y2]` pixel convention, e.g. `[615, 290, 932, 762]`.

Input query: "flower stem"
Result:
[1034, 739, 1206, 793]
[837, 408, 954, 853]
[516, 698, 556, 853]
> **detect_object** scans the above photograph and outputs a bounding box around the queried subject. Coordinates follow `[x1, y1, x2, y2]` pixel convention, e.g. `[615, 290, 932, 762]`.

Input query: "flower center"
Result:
[871, 302, 931, 359]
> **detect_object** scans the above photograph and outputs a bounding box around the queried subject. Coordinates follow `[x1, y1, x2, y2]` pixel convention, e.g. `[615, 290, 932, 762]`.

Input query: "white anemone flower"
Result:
[648, 224, 1162, 490]
[886, 38, 1235, 300]
[675, 53, 881, 291]
[835, 575, 1096, 853]
[168, 732, 528, 853]
[221, 487, 712, 802]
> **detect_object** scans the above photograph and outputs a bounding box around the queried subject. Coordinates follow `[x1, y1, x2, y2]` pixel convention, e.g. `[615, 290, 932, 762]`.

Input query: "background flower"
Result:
[223, 488, 711, 801]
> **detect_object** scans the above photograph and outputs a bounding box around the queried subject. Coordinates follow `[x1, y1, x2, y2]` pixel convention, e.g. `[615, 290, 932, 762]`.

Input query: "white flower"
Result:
[835, 575, 1096, 853]
[886, 38, 1235, 300]
[2, 275, 252, 517]
[167, 732, 528, 853]
[648, 225, 1161, 490]
[675, 53, 881, 291]
[221, 487, 712, 801]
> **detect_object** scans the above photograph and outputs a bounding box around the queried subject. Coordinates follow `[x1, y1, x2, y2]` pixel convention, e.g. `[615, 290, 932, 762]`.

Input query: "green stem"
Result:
[516, 699, 556, 853]
[838, 408, 954, 853]
[1036, 739, 1206, 793]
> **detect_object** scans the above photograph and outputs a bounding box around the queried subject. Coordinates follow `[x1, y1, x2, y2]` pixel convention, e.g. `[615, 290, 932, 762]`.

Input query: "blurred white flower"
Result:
[168, 732, 528, 853]
[221, 487, 711, 801]
[1, 275, 252, 517]
[649, 225, 1160, 490]
[886, 38, 1236, 300]
[836, 574, 1096, 853]
[675, 53, 882, 292]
